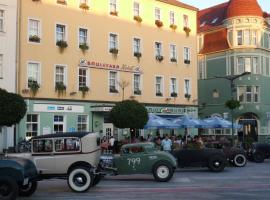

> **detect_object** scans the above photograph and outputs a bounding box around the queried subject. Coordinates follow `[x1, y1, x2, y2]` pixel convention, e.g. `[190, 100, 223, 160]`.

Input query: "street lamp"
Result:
[213, 71, 251, 145]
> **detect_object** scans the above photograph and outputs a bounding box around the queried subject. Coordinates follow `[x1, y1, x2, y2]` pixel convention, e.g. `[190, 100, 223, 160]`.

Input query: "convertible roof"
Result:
[31, 132, 94, 140]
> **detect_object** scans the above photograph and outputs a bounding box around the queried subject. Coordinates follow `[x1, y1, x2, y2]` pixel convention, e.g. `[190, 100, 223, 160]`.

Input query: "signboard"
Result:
[33, 104, 84, 113]
[91, 106, 113, 112]
[146, 106, 197, 115]
[68, 127, 76, 132]
[79, 59, 143, 74]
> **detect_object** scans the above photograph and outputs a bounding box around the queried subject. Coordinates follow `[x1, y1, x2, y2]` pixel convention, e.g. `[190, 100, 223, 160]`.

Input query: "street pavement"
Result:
[19, 160, 270, 200]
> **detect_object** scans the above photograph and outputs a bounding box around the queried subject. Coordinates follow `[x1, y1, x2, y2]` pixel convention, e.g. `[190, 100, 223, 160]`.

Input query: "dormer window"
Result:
[211, 18, 218, 24]
[200, 21, 206, 27]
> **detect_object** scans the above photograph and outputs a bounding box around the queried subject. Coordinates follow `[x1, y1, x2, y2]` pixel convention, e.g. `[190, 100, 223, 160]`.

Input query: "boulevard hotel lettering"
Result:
[79, 59, 142, 73]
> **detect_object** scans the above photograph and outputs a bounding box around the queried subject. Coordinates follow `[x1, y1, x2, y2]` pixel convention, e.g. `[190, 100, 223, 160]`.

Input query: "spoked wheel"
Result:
[68, 167, 93, 192]
[208, 155, 226, 172]
[233, 154, 247, 167]
[0, 176, 18, 200]
[152, 162, 174, 182]
[19, 180, 38, 196]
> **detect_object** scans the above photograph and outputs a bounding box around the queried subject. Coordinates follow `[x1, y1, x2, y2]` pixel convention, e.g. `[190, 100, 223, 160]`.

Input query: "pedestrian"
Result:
[109, 136, 115, 153]
[161, 134, 172, 152]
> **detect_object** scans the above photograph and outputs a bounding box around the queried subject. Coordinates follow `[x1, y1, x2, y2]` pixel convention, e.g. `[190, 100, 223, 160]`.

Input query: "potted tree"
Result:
[171, 92, 178, 97]
[110, 11, 118, 16]
[155, 20, 163, 27]
[134, 52, 142, 59]
[29, 35, 40, 43]
[79, 43, 89, 52]
[183, 26, 191, 36]
[185, 93, 191, 99]
[156, 55, 164, 62]
[79, 2, 89, 10]
[170, 57, 177, 63]
[170, 24, 177, 30]
[56, 40, 68, 50]
[109, 48, 119, 55]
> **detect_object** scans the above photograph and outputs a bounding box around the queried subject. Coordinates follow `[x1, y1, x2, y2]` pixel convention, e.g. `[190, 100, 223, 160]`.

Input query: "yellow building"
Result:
[17, 0, 198, 140]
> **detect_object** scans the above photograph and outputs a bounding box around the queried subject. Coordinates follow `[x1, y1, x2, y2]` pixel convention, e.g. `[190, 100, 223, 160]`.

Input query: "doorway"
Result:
[238, 113, 258, 143]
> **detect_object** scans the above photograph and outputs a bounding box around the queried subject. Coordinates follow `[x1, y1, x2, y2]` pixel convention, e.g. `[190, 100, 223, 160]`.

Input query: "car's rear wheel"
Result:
[152, 162, 174, 182]
[0, 176, 18, 200]
[253, 152, 264, 163]
[208, 155, 226, 172]
[68, 167, 93, 192]
[233, 154, 247, 167]
[19, 180, 38, 197]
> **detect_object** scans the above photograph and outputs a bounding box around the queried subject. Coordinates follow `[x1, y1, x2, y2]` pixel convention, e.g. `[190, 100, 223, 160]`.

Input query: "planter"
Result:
[79, 43, 89, 51]
[156, 92, 163, 97]
[28, 80, 40, 96]
[184, 59, 190, 64]
[109, 48, 118, 55]
[79, 85, 89, 97]
[110, 11, 118, 16]
[32, 0, 41, 2]
[156, 55, 164, 62]
[57, 0, 67, 5]
[155, 20, 163, 27]
[134, 52, 142, 58]
[29, 35, 40, 43]
[56, 40, 68, 49]
[110, 87, 118, 93]
[134, 90, 141, 95]
[183, 26, 191, 36]
[171, 92, 178, 97]
[170, 58, 177, 63]
[55, 82, 66, 96]
[79, 3, 89, 10]
[170, 24, 177, 30]
[184, 93, 191, 99]
[133, 15, 142, 23]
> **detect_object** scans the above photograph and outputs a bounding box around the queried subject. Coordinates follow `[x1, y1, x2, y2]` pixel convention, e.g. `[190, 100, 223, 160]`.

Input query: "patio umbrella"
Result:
[144, 114, 180, 129]
[203, 116, 242, 129]
[172, 115, 206, 128]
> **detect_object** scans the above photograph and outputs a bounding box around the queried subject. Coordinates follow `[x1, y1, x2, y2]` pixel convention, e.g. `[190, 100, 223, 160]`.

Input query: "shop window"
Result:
[26, 114, 39, 139]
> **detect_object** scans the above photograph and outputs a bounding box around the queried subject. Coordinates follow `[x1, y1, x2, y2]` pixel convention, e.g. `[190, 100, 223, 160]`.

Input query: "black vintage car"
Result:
[0, 156, 38, 200]
[247, 143, 270, 163]
[172, 147, 227, 172]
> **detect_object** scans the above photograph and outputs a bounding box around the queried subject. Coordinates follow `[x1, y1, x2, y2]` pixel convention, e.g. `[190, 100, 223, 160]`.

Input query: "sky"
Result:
[179, 0, 270, 13]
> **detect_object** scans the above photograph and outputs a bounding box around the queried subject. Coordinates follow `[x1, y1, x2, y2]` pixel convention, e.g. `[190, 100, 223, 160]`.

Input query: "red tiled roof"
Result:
[226, 0, 263, 18]
[157, 0, 198, 11]
[199, 29, 230, 54]
[198, 2, 228, 33]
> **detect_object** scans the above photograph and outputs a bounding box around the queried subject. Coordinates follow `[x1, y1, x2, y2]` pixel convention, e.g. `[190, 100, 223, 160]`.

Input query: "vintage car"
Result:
[205, 142, 247, 167]
[247, 143, 270, 163]
[0, 156, 38, 200]
[172, 147, 227, 172]
[9, 132, 101, 193]
[99, 142, 177, 182]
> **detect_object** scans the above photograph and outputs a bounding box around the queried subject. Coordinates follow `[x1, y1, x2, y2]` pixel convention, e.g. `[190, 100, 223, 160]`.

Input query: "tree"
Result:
[225, 99, 240, 110]
[109, 100, 148, 129]
[0, 88, 27, 127]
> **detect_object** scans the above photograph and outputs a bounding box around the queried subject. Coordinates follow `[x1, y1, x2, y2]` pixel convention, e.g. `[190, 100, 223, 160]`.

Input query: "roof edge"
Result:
[157, 0, 198, 11]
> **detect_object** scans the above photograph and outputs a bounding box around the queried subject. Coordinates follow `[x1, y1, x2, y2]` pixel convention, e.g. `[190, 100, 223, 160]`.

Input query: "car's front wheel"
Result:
[19, 180, 38, 197]
[233, 154, 247, 167]
[68, 167, 93, 192]
[152, 162, 174, 182]
[208, 155, 226, 172]
[0, 176, 18, 200]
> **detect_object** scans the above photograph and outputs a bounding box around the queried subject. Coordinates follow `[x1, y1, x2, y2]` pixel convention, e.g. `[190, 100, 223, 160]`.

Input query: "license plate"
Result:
[23, 178, 29, 185]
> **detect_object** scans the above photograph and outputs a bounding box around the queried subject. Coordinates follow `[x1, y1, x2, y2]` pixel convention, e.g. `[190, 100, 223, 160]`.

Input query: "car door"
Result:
[178, 149, 204, 167]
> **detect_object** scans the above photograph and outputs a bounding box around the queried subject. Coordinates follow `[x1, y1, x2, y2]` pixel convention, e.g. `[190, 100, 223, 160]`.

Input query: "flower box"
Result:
[55, 82, 66, 96]
[156, 92, 163, 97]
[79, 85, 89, 97]
[79, 43, 89, 51]
[57, 0, 67, 5]
[134, 90, 141, 95]
[156, 55, 164, 62]
[28, 80, 40, 96]
[183, 26, 191, 36]
[133, 15, 142, 23]
[155, 20, 163, 27]
[134, 52, 142, 58]
[171, 92, 178, 97]
[184, 59, 191, 64]
[170, 24, 177, 30]
[56, 40, 68, 49]
[170, 58, 177, 63]
[185, 93, 191, 99]
[32, 0, 41, 2]
[110, 87, 118, 93]
[110, 11, 118, 16]
[79, 3, 89, 10]
[29, 35, 40, 43]
[109, 48, 118, 54]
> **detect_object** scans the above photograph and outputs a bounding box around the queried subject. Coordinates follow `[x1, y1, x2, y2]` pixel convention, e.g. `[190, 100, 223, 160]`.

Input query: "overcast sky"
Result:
[179, 0, 270, 13]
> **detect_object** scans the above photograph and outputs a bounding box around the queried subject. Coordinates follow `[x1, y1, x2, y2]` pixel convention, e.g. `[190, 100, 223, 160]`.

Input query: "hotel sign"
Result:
[79, 59, 142, 73]
[33, 104, 84, 113]
[146, 106, 197, 115]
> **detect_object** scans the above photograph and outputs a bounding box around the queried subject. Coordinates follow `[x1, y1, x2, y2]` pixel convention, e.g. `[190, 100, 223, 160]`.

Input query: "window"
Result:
[170, 44, 177, 60]
[109, 33, 118, 49]
[251, 30, 257, 45]
[79, 28, 88, 45]
[244, 30, 250, 45]
[183, 47, 190, 62]
[109, 71, 118, 93]
[252, 57, 259, 74]
[184, 79, 190, 95]
[237, 30, 243, 45]
[254, 86, 259, 103]
[0, 54, 3, 78]
[26, 114, 39, 139]
[155, 42, 162, 56]
[77, 115, 88, 131]
[28, 19, 40, 43]
[198, 59, 205, 79]
[237, 29, 257, 46]
[33, 139, 53, 153]
[54, 115, 65, 133]
[236, 57, 251, 74]
[78, 68, 88, 89]
[110, 0, 117, 13]
[133, 38, 141, 53]
[246, 86, 252, 103]
[133, 1, 140, 16]
[55, 138, 80, 152]
[155, 76, 163, 96]
[183, 14, 189, 27]
[0, 10, 4, 32]
[170, 78, 177, 96]
[237, 86, 260, 103]
[134, 74, 141, 95]
[56, 24, 66, 42]
[169, 11, 175, 25]
[27, 62, 40, 87]
[55, 65, 66, 85]
[155, 7, 161, 20]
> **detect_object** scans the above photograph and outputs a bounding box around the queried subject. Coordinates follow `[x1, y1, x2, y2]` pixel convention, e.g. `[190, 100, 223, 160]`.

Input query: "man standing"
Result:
[161, 134, 172, 152]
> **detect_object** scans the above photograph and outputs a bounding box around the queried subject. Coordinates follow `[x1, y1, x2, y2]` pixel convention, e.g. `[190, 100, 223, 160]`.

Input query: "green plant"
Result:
[79, 43, 89, 51]
[57, 0, 67, 5]
[79, 3, 89, 10]
[29, 35, 40, 43]
[109, 48, 118, 54]
[170, 57, 177, 63]
[183, 26, 191, 36]
[156, 55, 164, 62]
[134, 52, 142, 58]
[79, 85, 89, 97]
[170, 24, 177, 30]
[156, 92, 163, 96]
[55, 82, 66, 96]
[134, 89, 141, 95]
[110, 86, 118, 93]
[171, 92, 178, 97]
[225, 99, 241, 110]
[110, 11, 118, 16]
[155, 20, 163, 27]
[28, 80, 40, 96]
[56, 40, 68, 49]
[32, 0, 41, 1]
[133, 15, 142, 23]
[185, 93, 191, 99]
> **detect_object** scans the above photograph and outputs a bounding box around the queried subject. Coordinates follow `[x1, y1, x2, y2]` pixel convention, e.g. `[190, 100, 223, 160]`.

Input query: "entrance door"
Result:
[238, 113, 258, 143]
[103, 123, 114, 139]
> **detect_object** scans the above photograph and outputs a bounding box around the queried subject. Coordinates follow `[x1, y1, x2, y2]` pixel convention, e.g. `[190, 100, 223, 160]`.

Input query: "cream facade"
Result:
[17, 0, 198, 141]
[0, 0, 18, 152]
